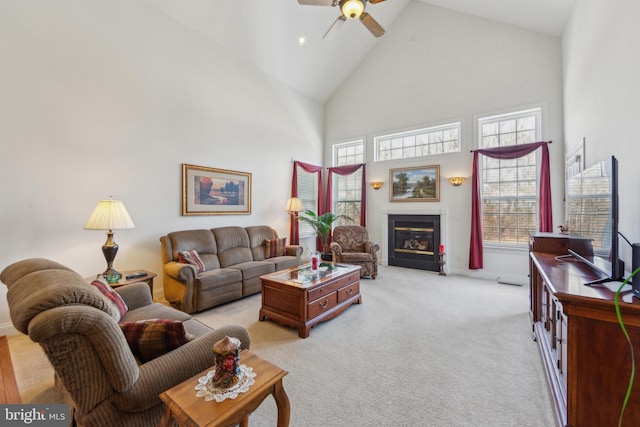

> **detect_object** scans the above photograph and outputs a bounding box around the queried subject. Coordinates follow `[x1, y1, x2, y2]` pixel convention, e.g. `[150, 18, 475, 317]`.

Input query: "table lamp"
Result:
[84, 197, 135, 282]
[285, 197, 303, 243]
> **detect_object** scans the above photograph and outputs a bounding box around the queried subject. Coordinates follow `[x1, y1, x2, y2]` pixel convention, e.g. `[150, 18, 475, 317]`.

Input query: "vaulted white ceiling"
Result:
[142, 0, 575, 103]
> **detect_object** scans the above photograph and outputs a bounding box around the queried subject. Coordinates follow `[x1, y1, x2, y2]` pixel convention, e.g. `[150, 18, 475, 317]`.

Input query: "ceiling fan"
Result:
[298, 0, 387, 39]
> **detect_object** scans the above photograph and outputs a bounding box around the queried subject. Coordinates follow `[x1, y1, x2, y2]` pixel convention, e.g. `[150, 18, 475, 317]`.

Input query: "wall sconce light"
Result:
[448, 177, 466, 186]
[370, 181, 383, 190]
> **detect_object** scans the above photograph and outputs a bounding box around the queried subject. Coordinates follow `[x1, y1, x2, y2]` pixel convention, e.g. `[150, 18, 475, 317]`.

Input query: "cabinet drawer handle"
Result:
[319, 299, 329, 309]
[345, 288, 353, 295]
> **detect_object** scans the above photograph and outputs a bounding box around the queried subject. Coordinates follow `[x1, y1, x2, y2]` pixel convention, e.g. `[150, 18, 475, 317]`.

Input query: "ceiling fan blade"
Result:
[323, 15, 346, 39]
[360, 12, 385, 38]
[368, 0, 388, 3]
[297, 0, 335, 5]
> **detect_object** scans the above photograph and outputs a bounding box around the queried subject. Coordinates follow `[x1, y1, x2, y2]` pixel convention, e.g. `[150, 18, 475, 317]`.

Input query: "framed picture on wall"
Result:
[182, 164, 252, 215]
[389, 165, 440, 202]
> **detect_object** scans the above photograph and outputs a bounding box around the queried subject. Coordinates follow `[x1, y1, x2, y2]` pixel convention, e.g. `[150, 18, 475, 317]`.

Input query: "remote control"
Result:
[126, 272, 147, 280]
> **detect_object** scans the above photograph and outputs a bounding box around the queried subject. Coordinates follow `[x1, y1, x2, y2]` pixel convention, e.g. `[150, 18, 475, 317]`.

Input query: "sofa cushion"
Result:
[264, 237, 287, 258]
[229, 261, 275, 280]
[5, 267, 122, 334]
[178, 249, 206, 273]
[90, 277, 128, 320]
[268, 255, 301, 272]
[118, 319, 193, 363]
[212, 227, 253, 267]
[197, 268, 243, 291]
[339, 252, 374, 263]
[0, 258, 75, 289]
[246, 225, 277, 261]
[168, 230, 221, 270]
[120, 302, 192, 323]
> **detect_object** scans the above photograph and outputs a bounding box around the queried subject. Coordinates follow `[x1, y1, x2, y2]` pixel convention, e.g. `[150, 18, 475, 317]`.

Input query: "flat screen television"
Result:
[566, 155, 624, 285]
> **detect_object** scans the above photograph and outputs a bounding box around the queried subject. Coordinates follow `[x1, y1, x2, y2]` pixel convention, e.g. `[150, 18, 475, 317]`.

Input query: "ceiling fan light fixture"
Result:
[341, 0, 364, 20]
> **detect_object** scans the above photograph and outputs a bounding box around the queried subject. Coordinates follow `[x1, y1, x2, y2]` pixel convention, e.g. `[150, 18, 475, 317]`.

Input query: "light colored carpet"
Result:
[8, 265, 555, 426]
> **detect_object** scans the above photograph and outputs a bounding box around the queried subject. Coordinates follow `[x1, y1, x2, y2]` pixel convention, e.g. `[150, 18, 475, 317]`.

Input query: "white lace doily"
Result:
[194, 365, 256, 402]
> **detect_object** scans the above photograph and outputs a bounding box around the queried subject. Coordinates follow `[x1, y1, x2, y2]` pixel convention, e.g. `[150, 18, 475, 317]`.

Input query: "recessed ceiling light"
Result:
[297, 34, 307, 46]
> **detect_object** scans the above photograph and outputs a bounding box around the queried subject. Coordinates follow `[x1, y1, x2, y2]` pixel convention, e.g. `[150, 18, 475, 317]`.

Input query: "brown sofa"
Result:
[1, 258, 250, 427]
[160, 225, 302, 313]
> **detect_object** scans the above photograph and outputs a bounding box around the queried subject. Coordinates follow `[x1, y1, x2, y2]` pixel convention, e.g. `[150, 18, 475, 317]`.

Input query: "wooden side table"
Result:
[159, 350, 290, 427]
[86, 270, 157, 298]
[0, 335, 22, 404]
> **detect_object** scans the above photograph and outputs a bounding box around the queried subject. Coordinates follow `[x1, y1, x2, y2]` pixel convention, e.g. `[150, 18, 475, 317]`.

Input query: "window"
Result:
[374, 122, 461, 162]
[478, 108, 541, 245]
[333, 140, 364, 226]
[296, 167, 318, 237]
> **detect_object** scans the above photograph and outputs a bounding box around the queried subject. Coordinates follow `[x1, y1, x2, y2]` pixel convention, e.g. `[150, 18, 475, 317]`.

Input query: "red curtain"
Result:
[469, 141, 552, 269]
[326, 164, 367, 226]
[290, 161, 323, 246]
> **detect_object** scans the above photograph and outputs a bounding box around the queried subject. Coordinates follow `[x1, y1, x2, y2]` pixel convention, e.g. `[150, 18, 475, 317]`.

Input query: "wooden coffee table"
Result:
[158, 350, 290, 427]
[259, 264, 361, 338]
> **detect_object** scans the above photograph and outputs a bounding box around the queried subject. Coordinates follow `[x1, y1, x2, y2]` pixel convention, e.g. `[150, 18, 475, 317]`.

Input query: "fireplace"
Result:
[388, 214, 441, 271]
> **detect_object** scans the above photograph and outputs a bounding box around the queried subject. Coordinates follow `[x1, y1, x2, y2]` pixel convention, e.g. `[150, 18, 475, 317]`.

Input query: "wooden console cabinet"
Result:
[529, 233, 640, 427]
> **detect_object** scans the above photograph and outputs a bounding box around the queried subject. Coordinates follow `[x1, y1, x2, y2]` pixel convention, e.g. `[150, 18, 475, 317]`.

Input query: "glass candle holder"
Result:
[311, 251, 320, 271]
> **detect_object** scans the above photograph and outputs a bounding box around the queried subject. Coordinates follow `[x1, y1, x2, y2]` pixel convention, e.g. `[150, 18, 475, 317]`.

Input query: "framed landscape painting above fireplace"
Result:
[389, 165, 440, 202]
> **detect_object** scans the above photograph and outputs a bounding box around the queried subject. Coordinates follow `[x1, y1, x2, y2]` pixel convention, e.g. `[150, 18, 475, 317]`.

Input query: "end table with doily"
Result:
[158, 349, 290, 427]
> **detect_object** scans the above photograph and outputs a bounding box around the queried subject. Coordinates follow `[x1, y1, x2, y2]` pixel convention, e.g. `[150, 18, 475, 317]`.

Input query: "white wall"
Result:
[325, 2, 565, 282]
[563, 0, 640, 272]
[0, 0, 324, 333]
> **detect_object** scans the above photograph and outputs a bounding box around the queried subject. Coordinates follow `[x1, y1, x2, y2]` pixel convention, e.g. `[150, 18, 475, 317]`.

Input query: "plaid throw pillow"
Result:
[90, 277, 128, 321]
[178, 249, 205, 272]
[118, 319, 193, 363]
[264, 237, 287, 258]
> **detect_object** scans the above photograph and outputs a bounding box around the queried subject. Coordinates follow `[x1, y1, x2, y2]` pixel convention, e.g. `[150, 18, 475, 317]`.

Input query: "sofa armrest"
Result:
[115, 283, 153, 311]
[365, 242, 380, 254]
[111, 324, 251, 411]
[164, 261, 197, 282]
[330, 242, 343, 257]
[285, 245, 303, 258]
[163, 261, 199, 313]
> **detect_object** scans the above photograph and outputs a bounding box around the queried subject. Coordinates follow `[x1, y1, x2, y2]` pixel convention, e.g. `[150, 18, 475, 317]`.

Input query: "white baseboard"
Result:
[0, 322, 18, 337]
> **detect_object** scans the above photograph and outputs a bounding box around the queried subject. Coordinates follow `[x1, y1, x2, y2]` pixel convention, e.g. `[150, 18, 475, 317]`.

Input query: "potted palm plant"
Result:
[297, 210, 352, 255]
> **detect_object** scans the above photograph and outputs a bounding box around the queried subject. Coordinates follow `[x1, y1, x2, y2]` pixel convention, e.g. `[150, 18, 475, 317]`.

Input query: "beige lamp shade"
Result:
[84, 198, 135, 231]
[285, 197, 303, 213]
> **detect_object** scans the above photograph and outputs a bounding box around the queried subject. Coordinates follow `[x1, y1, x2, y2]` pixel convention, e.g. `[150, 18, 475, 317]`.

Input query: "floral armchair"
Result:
[330, 225, 379, 279]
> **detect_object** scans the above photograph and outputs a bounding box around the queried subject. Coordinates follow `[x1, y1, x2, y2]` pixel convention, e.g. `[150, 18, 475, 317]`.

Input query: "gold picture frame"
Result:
[389, 165, 440, 202]
[182, 164, 251, 215]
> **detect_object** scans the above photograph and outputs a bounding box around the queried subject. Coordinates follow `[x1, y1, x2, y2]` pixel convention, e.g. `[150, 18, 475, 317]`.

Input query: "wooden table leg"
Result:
[273, 379, 291, 427]
[158, 406, 172, 427]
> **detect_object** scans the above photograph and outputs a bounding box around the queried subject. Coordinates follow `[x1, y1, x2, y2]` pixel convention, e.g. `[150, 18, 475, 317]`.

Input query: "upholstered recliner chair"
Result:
[1, 258, 251, 427]
[330, 225, 380, 279]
